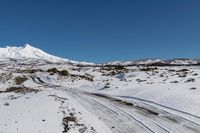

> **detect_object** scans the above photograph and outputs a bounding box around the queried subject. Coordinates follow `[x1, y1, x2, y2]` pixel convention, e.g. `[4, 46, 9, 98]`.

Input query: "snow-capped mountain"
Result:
[165, 58, 199, 65]
[106, 59, 165, 66]
[0, 44, 94, 65]
[0, 44, 199, 66]
[0, 44, 72, 62]
[107, 58, 200, 66]
[1, 45, 200, 133]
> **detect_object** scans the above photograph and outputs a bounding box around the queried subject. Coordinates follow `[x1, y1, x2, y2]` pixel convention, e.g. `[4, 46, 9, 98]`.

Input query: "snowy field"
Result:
[1, 62, 200, 133]
[1, 45, 200, 133]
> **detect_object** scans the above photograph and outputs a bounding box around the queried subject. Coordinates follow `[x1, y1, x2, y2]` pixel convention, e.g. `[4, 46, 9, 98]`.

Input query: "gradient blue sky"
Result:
[0, 0, 200, 63]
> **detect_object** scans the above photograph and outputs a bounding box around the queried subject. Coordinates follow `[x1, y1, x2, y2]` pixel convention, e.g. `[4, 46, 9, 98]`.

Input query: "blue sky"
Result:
[0, 0, 200, 63]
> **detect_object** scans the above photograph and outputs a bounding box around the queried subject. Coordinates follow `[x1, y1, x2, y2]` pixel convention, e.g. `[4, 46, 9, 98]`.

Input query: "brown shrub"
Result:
[2, 86, 39, 94]
[47, 67, 58, 73]
[59, 70, 69, 76]
[15, 76, 28, 85]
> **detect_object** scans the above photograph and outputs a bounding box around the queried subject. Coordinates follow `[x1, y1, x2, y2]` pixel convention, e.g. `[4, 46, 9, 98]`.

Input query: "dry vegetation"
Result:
[0, 86, 39, 94]
[15, 76, 28, 85]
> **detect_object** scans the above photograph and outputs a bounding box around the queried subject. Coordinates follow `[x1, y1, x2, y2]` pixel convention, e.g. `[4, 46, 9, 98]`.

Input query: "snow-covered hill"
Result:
[0, 44, 66, 62]
[107, 58, 200, 66]
[0, 44, 199, 66]
[0, 44, 94, 65]
[1, 44, 200, 133]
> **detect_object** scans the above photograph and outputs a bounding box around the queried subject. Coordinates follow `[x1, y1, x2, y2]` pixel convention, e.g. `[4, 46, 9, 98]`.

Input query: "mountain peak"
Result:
[5, 44, 36, 50]
[0, 44, 68, 62]
[0, 44, 94, 65]
[24, 44, 34, 49]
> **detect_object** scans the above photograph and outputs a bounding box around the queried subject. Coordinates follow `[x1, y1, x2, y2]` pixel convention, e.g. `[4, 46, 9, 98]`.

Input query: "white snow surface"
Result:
[1, 45, 200, 133]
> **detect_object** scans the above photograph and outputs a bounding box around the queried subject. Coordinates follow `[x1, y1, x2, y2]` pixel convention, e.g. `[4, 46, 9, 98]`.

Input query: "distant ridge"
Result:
[0, 44, 199, 66]
[106, 58, 200, 66]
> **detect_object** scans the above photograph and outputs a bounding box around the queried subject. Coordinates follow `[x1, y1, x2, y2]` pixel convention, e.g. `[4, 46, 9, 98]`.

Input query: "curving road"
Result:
[32, 76, 200, 133]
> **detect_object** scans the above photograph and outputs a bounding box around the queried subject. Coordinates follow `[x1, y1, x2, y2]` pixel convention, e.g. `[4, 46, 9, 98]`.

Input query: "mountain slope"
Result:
[0, 44, 72, 62]
[0, 44, 94, 65]
[1, 45, 200, 132]
[0, 44, 199, 66]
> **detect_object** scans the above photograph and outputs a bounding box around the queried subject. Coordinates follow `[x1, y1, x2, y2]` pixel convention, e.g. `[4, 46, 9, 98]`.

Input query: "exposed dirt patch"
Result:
[91, 93, 159, 116]
[91, 93, 135, 106]
[0, 86, 39, 94]
[176, 69, 189, 72]
[185, 78, 195, 83]
[15, 76, 28, 85]
[70, 74, 94, 82]
[135, 106, 159, 116]
[139, 67, 158, 72]
[0, 73, 13, 83]
[170, 81, 179, 83]
[62, 115, 77, 132]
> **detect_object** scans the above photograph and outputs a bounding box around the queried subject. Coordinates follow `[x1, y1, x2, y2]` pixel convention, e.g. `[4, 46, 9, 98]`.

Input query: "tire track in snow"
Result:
[85, 94, 170, 133]
[90, 98, 158, 133]
[87, 92, 200, 133]
[68, 89, 154, 133]
[31, 76, 200, 133]
[115, 95, 200, 126]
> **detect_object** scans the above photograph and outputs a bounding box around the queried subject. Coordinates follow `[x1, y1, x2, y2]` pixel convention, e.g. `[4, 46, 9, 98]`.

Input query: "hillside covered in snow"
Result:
[0, 45, 200, 133]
